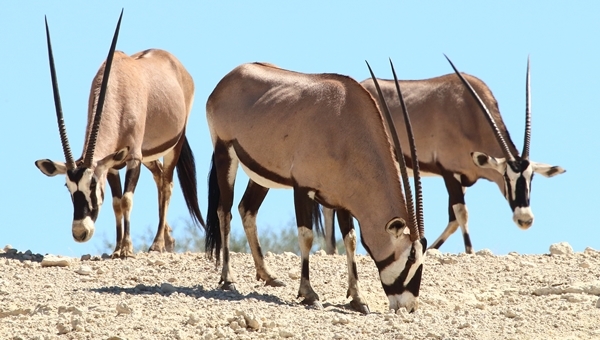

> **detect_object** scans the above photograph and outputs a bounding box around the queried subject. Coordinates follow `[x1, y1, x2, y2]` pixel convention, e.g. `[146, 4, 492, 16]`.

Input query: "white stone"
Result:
[314, 249, 327, 256]
[116, 301, 133, 315]
[41, 256, 71, 267]
[279, 330, 294, 338]
[75, 265, 93, 276]
[549, 242, 573, 255]
[440, 257, 458, 265]
[187, 313, 200, 325]
[288, 270, 300, 280]
[476, 249, 493, 256]
[425, 248, 442, 258]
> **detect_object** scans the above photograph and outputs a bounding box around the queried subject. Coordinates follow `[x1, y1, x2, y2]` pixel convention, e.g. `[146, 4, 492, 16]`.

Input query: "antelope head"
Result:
[367, 60, 426, 312]
[35, 12, 126, 243]
[445, 55, 565, 230]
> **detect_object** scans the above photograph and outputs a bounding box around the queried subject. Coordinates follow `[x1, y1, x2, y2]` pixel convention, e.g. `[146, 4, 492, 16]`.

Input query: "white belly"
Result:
[239, 163, 292, 189]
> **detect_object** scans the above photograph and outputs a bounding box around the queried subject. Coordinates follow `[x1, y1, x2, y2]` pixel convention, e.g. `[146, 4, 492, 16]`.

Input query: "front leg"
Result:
[337, 209, 369, 314]
[119, 159, 142, 258]
[106, 168, 124, 258]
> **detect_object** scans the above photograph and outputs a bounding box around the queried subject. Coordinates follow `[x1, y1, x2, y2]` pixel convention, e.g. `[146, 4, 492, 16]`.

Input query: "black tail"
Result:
[205, 153, 221, 262]
[176, 136, 206, 229]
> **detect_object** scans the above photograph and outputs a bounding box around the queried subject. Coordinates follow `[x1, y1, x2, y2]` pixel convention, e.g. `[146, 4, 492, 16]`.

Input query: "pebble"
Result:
[549, 242, 573, 255]
[476, 249, 494, 256]
[439, 257, 458, 265]
[596, 298, 600, 308]
[187, 313, 200, 325]
[314, 249, 327, 256]
[81, 254, 92, 261]
[332, 316, 350, 325]
[279, 330, 294, 338]
[41, 256, 71, 267]
[161, 282, 176, 294]
[75, 265, 93, 275]
[56, 320, 70, 334]
[425, 248, 442, 258]
[116, 301, 133, 315]
[288, 270, 300, 280]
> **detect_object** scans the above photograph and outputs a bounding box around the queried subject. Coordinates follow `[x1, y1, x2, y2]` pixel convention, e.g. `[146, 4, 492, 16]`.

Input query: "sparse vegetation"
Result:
[97, 219, 345, 255]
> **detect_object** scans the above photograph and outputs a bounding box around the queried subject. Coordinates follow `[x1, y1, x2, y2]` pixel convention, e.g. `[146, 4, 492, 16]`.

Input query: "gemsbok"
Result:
[35, 11, 204, 258]
[323, 56, 565, 254]
[204, 60, 426, 313]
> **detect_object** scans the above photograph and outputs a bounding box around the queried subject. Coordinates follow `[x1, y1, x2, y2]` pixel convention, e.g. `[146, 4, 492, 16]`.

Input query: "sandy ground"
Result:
[1, 243, 599, 340]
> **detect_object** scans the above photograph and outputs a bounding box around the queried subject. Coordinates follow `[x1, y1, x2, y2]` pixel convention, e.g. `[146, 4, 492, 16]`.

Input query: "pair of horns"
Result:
[366, 60, 424, 242]
[45, 9, 123, 169]
[445, 55, 532, 162]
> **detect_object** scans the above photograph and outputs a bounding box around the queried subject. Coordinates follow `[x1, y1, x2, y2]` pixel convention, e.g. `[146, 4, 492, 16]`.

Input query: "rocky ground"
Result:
[0, 243, 599, 340]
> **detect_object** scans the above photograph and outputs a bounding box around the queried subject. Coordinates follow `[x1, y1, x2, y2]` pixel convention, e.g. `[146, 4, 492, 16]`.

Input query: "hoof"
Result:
[265, 279, 286, 287]
[301, 298, 323, 310]
[110, 251, 121, 259]
[120, 250, 135, 259]
[148, 244, 166, 253]
[220, 282, 237, 292]
[350, 300, 370, 314]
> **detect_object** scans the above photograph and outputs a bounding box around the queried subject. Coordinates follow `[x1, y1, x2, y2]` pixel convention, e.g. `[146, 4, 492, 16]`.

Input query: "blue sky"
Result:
[1, 1, 596, 257]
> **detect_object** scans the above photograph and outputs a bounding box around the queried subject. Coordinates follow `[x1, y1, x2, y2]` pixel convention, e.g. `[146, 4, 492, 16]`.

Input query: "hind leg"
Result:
[294, 187, 321, 308]
[430, 172, 472, 253]
[337, 209, 369, 314]
[323, 207, 338, 255]
[144, 160, 176, 253]
[214, 143, 238, 290]
[239, 180, 285, 287]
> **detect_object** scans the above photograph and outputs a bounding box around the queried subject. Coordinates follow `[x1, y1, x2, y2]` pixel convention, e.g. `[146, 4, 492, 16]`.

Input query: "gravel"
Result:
[1, 243, 599, 339]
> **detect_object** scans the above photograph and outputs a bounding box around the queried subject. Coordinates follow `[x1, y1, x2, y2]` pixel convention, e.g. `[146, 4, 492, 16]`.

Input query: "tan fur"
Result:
[83, 49, 194, 164]
[207, 63, 414, 261]
[361, 73, 517, 192]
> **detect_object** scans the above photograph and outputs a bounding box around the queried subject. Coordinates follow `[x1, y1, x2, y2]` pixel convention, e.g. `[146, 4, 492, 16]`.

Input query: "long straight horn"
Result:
[444, 55, 516, 163]
[45, 16, 75, 170]
[83, 9, 124, 167]
[365, 61, 419, 242]
[522, 56, 531, 160]
[389, 59, 424, 239]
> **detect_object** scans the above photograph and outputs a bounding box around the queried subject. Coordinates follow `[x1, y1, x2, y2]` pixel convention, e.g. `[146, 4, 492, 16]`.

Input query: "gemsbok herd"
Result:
[36, 11, 565, 314]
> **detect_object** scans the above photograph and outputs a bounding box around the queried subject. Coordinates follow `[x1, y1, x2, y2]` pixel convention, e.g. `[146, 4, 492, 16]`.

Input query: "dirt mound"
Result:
[1, 245, 599, 339]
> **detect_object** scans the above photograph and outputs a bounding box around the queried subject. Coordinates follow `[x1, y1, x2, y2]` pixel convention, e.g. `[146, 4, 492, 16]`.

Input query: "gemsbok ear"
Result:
[532, 162, 566, 178]
[385, 217, 408, 238]
[471, 152, 506, 174]
[35, 159, 67, 177]
[96, 147, 130, 173]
